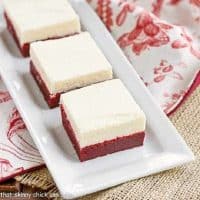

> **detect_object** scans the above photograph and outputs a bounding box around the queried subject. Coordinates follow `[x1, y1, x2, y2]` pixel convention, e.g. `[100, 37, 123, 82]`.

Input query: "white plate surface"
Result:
[0, 0, 194, 199]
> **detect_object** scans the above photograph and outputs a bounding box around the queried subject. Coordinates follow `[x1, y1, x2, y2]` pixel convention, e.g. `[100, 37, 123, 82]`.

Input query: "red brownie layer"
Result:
[30, 62, 61, 108]
[4, 12, 29, 57]
[4, 12, 78, 57]
[60, 105, 145, 162]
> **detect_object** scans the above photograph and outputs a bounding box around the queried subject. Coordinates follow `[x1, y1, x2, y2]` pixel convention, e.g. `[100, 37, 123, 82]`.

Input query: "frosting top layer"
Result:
[30, 32, 113, 93]
[61, 79, 146, 147]
[4, 0, 80, 44]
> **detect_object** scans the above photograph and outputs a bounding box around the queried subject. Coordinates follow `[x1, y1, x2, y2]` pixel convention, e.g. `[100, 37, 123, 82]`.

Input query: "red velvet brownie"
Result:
[60, 79, 146, 162]
[3, 0, 81, 57]
[30, 32, 113, 108]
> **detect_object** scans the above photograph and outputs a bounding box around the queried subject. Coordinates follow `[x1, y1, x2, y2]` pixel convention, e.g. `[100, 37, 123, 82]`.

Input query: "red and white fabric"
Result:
[0, 0, 199, 182]
[0, 78, 43, 182]
[89, 0, 200, 113]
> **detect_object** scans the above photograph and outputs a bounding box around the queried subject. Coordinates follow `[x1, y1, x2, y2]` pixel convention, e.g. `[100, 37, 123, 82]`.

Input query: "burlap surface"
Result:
[15, 86, 200, 200]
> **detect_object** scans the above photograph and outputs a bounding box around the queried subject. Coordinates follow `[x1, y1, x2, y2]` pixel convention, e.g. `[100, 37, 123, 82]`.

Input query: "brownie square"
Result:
[30, 32, 113, 108]
[60, 79, 146, 161]
[3, 0, 81, 56]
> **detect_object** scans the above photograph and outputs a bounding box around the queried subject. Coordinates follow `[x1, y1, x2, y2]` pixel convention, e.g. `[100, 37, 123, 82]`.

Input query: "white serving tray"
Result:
[0, 0, 194, 199]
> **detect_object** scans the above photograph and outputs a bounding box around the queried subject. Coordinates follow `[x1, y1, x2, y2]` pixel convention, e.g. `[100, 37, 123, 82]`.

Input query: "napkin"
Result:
[0, 0, 199, 183]
[89, 0, 200, 113]
[0, 78, 43, 182]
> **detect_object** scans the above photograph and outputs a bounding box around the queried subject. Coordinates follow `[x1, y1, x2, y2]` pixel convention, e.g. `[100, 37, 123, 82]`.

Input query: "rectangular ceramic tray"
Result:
[0, 0, 194, 199]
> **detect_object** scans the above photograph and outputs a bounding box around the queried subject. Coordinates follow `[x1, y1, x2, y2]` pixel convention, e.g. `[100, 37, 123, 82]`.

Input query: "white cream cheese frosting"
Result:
[30, 32, 113, 94]
[61, 79, 146, 148]
[3, 0, 81, 45]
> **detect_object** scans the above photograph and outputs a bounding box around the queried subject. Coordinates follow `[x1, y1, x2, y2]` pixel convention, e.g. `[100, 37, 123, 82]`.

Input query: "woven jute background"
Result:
[15, 86, 200, 200]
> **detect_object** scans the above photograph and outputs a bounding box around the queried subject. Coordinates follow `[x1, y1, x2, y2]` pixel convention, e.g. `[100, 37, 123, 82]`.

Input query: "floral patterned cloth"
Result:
[0, 78, 43, 182]
[0, 0, 199, 183]
[89, 0, 200, 113]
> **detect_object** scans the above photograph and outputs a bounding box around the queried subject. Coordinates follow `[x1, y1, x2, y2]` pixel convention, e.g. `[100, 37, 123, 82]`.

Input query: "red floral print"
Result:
[172, 27, 200, 59]
[152, 0, 164, 16]
[6, 108, 42, 163]
[143, 60, 185, 86]
[116, 1, 135, 26]
[0, 158, 12, 172]
[117, 11, 173, 55]
[7, 108, 26, 139]
[96, 0, 113, 31]
[163, 90, 186, 113]
[153, 60, 183, 83]
[0, 91, 11, 103]
[140, 60, 186, 87]
[190, 0, 200, 7]
[169, 0, 200, 6]
[0, 158, 23, 179]
[169, 0, 181, 5]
